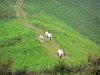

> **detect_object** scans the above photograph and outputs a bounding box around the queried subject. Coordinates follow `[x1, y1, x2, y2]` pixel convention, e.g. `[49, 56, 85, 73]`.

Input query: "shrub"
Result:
[0, 59, 12, 75]
[82, 55, 100, 75]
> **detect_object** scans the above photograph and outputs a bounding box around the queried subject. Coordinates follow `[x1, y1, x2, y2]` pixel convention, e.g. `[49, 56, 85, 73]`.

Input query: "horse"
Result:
[57, 49, 67, 59]
[44, 31, 52, 41]
[39, 34, 44, 44]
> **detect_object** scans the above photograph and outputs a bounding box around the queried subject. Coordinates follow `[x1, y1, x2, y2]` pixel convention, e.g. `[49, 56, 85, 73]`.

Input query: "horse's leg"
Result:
[59, 54, 62, 59]
[50, 37, 51, 41]
[47, 35, 48, 38]
[40, 39, 42, 44]
[57, 52, 59, 57]
[42, 39, 43, 44]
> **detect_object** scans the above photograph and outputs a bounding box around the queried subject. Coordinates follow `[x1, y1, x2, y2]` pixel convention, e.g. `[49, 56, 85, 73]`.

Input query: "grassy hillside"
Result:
[0, 19, 56, 70]
[28, 11, 100, 63]
[0, 0, 100, 71]
[0, 0, 56, 70]
[24, 0, 100, 45]
[23, 0, 100, 64]
[0, 0, 16, 20]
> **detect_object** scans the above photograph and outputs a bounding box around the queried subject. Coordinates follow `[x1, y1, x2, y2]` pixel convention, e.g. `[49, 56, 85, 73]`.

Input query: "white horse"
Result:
[39, 34, 44, 44]
[57, 49, 67, 59]
[44, 31, 52, 41]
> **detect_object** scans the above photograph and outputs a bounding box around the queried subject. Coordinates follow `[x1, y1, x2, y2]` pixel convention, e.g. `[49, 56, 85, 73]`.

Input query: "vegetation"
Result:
[23, 0, 100, 64]
[0, 0, 56, 70]
[0, 19, 57, 70]
[0, 55, 100, 75]
[0, 0, 100, 74]
[0, 0, 16, 20]
[23, 0, 100, 45]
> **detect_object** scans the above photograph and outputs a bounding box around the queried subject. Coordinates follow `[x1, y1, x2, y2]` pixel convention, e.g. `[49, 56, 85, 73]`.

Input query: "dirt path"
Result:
[14, 0, 62, 58]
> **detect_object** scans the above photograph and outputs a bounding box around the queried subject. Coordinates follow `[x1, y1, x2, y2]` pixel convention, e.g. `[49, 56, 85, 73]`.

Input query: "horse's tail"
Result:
[42, 40, 43, 44]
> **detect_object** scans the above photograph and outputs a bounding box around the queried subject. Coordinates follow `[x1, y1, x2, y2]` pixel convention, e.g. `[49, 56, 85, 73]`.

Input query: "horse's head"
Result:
[64, 51, 67, 56]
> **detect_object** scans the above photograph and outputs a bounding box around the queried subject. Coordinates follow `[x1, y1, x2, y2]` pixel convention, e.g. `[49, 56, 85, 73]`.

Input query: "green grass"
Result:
[0, 19, 56, 70]
[28, 12, 100, 65]
[0, 0, 100, 71]
[0, 0, 16, 20]
[23, 0, 100, 45]
[23, 0, 100, 64]
[0, 0, 57, 70]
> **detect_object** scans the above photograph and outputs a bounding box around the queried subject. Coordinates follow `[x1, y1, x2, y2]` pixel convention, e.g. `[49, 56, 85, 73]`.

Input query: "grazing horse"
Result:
[57, 49, 67, 59]
[44, 31, 52, 41]
[39, 34, 44, 44]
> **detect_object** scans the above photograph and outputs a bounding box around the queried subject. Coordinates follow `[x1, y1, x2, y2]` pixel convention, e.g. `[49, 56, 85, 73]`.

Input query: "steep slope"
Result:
[24, 0, 100, 45]
[0, 0, 100, 70]
[0, 0, 56, 70]
[0, 0, 16, 20]
[23, 0, 100, 64]
[15, 7, 61, 58]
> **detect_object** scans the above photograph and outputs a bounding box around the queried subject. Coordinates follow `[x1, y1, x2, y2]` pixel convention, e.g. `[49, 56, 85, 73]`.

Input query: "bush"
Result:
[0, 55, 99, 75]
[0, 59, 12, 75]
[82, 55, 100, 75]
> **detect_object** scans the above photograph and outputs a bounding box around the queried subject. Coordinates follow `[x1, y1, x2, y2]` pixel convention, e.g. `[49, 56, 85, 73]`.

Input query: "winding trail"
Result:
[14, 0, 62, 58]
